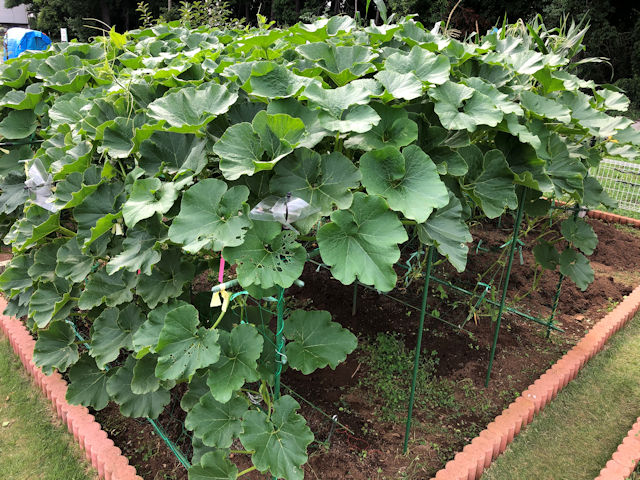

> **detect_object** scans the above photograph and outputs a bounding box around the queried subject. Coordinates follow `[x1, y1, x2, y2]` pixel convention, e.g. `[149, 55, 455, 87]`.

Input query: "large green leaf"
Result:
[131, 354, 161, 394]
[77, 269, 137, 310]
[224, 221, 306, 290]
[33, 321, 79, 375]
[375, 70, 423, 101]
[301, 79, 381, 117]
[206, 324, 263, 403]
[266, 98, 331, 148]
[106, 356, 171, 418]
[66, 354, 111, 410]
[582, 176, 617, 209]
[417, 193, 472, 272]
[384, 46, 450, 84]
[136, 249, 194, 308]
[100, 117, 137, 159]
[430, 81, 502, 131]
[122, 178, 178, 228]
[0, 145, 32, 178]
[51, 172, 100, 211]
[239, 396, 313, 480]
[139, 131, 207, 176]
[317, 104, 381, 134]
[542, 134, 586, 196]
[296, 43, 376, 86]
[132, 300, 190, 357]
[317, 193, 408, 291]
[559, 248, 593, 291]
[214, 111, 306, 180]
[0, 254, 33, 296]
[360, 145, 449, 223]
[147, 82, 238, 133]
[520, 91, 571, 123]
[4, 206, 61, 251]
[247, 62, 311, 99]
[185, 393, 248, 448]
[48, 95, 87, 131]
[90, 305, 144, 369]
[533, 241, 560, 270]
[0, 83, 44, 110]
[344, 103, 418, 151]
[29, 281, 74, 328]
[463, 149, 517, 219]
[56, 237, 94, 282]
[284, 309, 357, 375]
[168, 178, 251, 253]
[73, 182, 124, 240]
[0, 173, 29, 214]
[0, 110, 37, 139]
[155, 304, 221, 381]
[270, 148, 360, 228]
[561, 217, 597, 256]
[180, 370, 210, 412]
[188, 451, 238, 480]
[106, 218, 166, 276]
[494, 132, 552, 192]
[28, 240, 63, 283]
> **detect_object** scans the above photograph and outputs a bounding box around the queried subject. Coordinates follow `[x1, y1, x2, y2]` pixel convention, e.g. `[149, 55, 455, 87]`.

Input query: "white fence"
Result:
[593, 159, 640, 213]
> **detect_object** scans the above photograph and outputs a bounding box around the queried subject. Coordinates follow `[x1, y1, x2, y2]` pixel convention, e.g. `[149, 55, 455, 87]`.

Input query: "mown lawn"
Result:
[0, 336, 97, 480]
[483, 313, 640, 480]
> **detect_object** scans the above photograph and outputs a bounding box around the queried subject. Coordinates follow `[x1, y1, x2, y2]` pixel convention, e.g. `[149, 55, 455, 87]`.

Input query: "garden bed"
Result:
[92, 215, 640, 480]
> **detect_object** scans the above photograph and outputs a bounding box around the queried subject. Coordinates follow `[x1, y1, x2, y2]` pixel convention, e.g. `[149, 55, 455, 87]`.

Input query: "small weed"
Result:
[606, 297, 620, 312]
[358, 332, 456, 421]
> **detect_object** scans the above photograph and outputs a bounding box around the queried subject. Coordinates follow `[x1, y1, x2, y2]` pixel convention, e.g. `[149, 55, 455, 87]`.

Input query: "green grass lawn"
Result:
[0, 336, 97, 480]
[482, 313, 640, 480]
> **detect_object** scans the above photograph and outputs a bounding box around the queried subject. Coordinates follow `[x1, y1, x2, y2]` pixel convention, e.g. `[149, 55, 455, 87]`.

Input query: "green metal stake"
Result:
[271, 287, 287, 480]
[351, 282, 358, 316]
[274, 286, 286, 401]
[485, 188, 527, 387]
[403, 246, 434, 454]
[546, 273, 564, 338]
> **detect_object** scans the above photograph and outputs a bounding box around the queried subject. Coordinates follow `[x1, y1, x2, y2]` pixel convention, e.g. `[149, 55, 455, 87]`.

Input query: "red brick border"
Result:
[0, 297, 142, 480]
[550, 201, 640, 228]
[430, 211, 640, 480]
[587, 210, 640, 227]
[594, 418, 640, 480]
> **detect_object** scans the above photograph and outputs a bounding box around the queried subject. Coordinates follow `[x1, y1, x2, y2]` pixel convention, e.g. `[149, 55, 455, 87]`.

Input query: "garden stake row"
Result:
[486, 187, 527, 387]
[403, 245, 434, 454]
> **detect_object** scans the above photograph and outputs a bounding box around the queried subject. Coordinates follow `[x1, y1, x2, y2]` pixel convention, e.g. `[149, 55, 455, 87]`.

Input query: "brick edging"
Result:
[549, 200, 640, 228]
[587, 210, 640, 227]
[0, 298, 142, 480]
[430, 212, 640, 479]
[594, 418, 640, 480]
[432, 285, 640, 480]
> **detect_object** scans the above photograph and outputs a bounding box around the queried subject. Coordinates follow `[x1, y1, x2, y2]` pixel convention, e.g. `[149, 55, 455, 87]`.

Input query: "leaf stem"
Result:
[237, 466, 257, 477]
[58, 226, 76, 237]
[401, 220, 417, 225]
[116, 159, 127, 178]
[211, 309, 226, 330]
[297, 235, 316, 242]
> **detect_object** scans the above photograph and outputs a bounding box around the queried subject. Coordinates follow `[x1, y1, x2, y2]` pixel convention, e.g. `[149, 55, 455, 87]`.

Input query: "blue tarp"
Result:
[3, 28, 51, 60]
